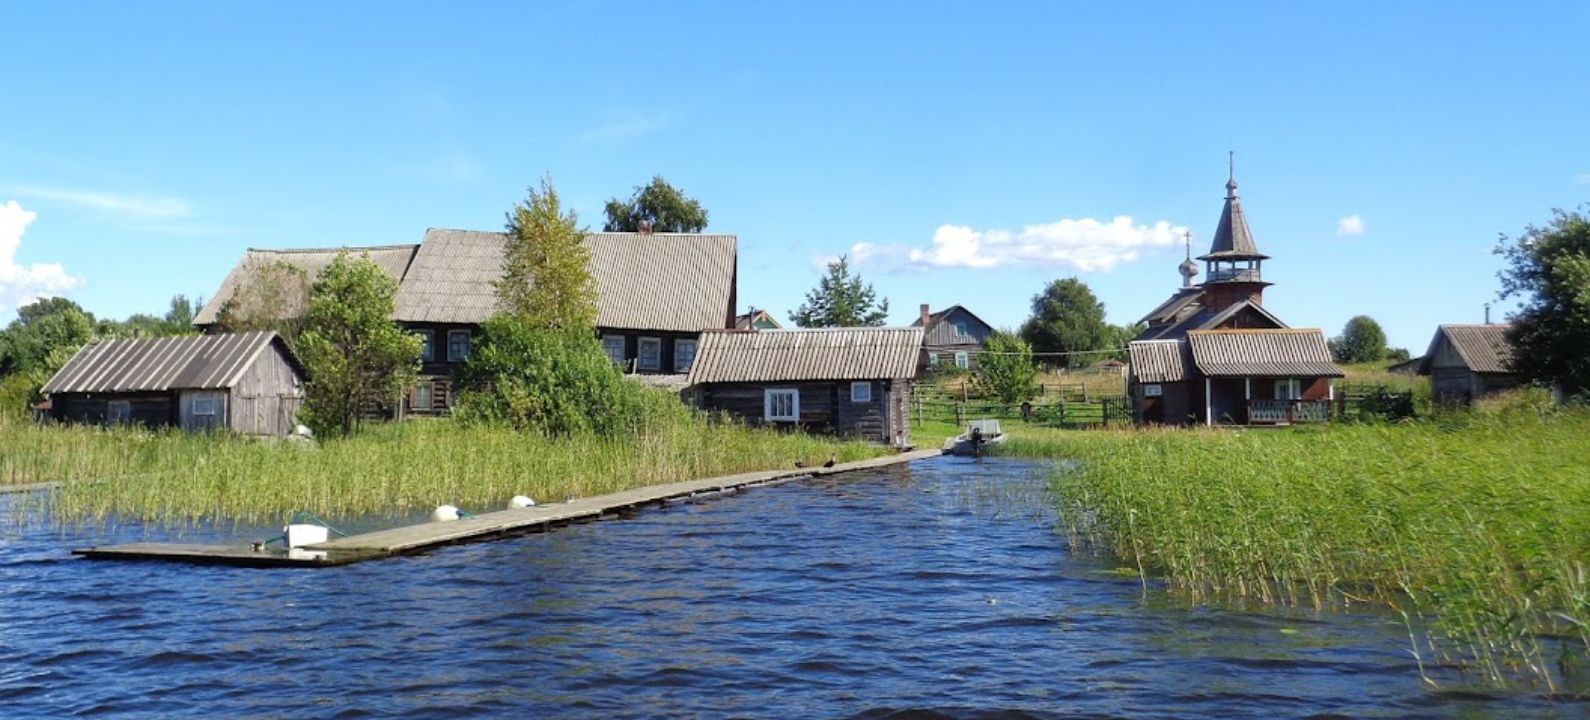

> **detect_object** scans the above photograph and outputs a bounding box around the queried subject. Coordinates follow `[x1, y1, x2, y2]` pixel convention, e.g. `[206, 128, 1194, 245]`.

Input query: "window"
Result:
[850, 381, 872, 403]
[1143, 384, 1163, 397]
[448, 330, 471, 362]
[411, 382, 433, 411]
[602, 335, 626, 367]
[954, 321, 969, 338]
[193, 396, 219, 416]
[928, 353, 941, 367]
[765, 388, 799, 422]
[638, 337, 661, 371]
[674, 338, 697, 373]
[1274, 379, 1302, 400]
[416, 330, 435, 362]
[107, 400, 131, 424]
[955, 352, 970, 369]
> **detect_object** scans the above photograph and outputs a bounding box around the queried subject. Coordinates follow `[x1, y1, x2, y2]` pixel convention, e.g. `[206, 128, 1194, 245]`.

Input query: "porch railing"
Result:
[1249, 399, 1332, 424]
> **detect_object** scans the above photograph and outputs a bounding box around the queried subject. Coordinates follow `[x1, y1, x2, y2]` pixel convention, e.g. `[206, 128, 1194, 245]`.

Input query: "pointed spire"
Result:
[1201, 152, 1267, 261]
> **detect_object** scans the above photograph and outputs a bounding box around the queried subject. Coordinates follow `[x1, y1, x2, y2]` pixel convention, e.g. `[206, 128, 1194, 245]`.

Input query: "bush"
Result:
[451, 316, 645, 436]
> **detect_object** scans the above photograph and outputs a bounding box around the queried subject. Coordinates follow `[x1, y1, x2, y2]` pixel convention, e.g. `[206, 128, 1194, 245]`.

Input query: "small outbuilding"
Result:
[683, 327, 923, 447]
[1416, 324, 1521, 404]
[41, 331, 306, 437]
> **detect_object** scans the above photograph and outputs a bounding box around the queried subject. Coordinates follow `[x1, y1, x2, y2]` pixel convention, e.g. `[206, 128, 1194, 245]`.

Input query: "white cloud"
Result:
[576, 113, 670, 144]
[837, 216, 1188, 273]
[1337, 214, 1365, 236]
[0, 201, 83, 315]
[3, 185, 190, 220]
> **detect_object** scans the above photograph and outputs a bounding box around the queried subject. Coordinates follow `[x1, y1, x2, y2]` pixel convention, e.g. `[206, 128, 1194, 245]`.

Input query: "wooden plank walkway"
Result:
[73, 448, 946, 567]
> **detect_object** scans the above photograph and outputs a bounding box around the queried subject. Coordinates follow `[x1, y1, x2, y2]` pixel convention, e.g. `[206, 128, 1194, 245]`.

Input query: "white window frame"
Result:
[955, 352, 970, 369]
[1274, 378, 1302, 400]
[928, 353, 941, 367]
[108, 400, 131, 424]
[411, 382, 433, 411]
[193, 396, 219, 416]
[447, 330, 471, 362]
[954, 321, 969, 338]
[638, 337, 662, 371]
[601, 335, 626, 367]
[764, 388, 799, 422]
[850, 381, 873, 403]
[417, 330, 435, 362]
[673, 338, 697, 373]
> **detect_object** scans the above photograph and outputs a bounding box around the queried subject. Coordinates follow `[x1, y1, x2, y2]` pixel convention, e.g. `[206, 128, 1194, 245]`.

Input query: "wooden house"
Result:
[734, 308, 783, 330]
[193, 245, 420, 326]
[40, 331, 306, 437]
[1127, 164, 1345, 425]
[683, 327, 923, 446]
[912, 304, 995, 371]
[1416, 324, 1521, 404]
[197, 227, 738, 416]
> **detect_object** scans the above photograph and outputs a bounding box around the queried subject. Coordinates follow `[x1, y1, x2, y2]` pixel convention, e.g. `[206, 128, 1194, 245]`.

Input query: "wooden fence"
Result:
[914, 394, 1132, 429]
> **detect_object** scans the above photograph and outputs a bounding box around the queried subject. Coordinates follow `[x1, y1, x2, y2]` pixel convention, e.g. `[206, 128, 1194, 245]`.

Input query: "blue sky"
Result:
[2, 1, 1586, 352]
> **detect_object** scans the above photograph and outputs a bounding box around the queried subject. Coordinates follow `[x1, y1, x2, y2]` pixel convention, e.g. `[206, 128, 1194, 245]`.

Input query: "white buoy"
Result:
[430, 504, 460, 522]
[508, 495, 537, 509]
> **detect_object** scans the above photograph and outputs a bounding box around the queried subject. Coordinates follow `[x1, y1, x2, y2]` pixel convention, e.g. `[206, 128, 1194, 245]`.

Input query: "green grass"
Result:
[999, 390, 1590, 691]
[2, 397, 889, 527]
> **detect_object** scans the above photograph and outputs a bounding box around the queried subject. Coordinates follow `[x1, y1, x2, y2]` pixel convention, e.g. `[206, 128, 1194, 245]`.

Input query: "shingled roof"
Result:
[1199, 170, 1268, 261]
[685, 328, 923, 385]
[1187, 329, 1344, 378]
[391, 229, 737, 331]
[194, 245, 419, 325]
[41, 331, 301, 395]
[1128, 340, 1190, 383]
[1418, 324, 1515, 375]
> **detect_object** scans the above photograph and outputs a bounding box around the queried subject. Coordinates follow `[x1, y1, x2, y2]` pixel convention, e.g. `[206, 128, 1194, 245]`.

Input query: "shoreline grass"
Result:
[998, 390, 1590, 691]
[1, 397, 890, 528]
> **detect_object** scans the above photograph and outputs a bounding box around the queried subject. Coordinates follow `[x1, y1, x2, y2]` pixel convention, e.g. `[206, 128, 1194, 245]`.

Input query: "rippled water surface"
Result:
[0, 457, 1579, 719]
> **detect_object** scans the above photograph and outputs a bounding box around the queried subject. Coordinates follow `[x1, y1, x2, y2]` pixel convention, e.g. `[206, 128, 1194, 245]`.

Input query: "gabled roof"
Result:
[194, 245, 420, 326]
[685, 327, 923, 385]
[911, 304, 996, 333]
[1129, 340, 1190, 383]
[1136, 299, 1288, 342]
[1199, 173, 1268, 262]
[1417, 324, 1515, 375]
[735, 309, 782, 330]
[1187, 329, 1344, 378]
[391, 228, 737, 332]
[41, 331, 302, 395]
[1136, 287, 1204, 326]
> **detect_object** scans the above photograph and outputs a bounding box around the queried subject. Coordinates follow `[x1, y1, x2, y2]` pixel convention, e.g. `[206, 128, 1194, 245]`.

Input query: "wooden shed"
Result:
[684, 327, 923, 447]
[41, 331, 306, 437]
[1416, 324, 1521, 404]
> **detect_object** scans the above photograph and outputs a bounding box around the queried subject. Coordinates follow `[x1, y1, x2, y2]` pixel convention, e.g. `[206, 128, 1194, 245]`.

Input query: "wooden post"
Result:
[955, 402, 964, 427]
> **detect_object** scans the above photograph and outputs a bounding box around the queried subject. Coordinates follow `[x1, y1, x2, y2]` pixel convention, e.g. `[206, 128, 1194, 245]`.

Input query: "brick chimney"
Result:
[920, 303, 931, 327]
[638, 219, 653, 235]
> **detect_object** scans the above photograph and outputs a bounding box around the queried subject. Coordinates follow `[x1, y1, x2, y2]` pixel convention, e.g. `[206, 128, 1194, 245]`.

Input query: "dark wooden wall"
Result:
[697, 379, 906, 443]
[51, 392, 175, 429]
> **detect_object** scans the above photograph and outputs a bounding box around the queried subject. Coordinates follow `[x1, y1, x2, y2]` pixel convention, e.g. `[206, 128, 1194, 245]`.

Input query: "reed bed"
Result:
[1001, 392, 1590, 691]
[1, 398, 886, 528]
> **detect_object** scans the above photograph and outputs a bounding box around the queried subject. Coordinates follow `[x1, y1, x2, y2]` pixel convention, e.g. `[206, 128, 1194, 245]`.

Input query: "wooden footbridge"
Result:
[73, 448, 946, 568]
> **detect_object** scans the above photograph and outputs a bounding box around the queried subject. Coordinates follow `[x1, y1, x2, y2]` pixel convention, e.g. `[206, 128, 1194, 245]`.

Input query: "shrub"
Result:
[452, 316, 644, 436]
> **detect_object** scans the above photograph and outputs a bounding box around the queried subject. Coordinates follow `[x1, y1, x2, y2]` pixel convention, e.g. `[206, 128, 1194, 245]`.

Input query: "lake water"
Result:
[0, 457, 1581, 719]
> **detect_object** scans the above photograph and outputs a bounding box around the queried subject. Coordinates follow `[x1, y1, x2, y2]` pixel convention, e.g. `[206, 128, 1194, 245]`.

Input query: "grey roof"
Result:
[1418, 324, 1515, 375]
[1129, 340, 1189, 383]
[734, 309, 782, 330]
[685, 327, 924, 385]
[1136, 299, 1288, 342]
[41, 331, 301, 395]
[194, 245, 419, 325]
[911, 304, 996, 333]
[1199, 173, 1269, 262]
[1136, 287, 1204, 326]
[1187, 329, 1344, 378]
[391, 229, 737, 332]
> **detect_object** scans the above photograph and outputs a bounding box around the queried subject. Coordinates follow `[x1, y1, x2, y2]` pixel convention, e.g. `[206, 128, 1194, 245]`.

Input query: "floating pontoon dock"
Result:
[73, 449, 946, 568]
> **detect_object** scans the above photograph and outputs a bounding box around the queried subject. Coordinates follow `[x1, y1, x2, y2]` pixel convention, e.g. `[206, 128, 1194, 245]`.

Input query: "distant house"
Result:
[911, 304, 994, 371]
[684, 327, 923, 446]
[734, 308, 783, 330]
[1127, 165, 1345, 425]
[40, 331, 306, 437]
[194, 245, 420, 327]
[197, 228, 739, 415]
[1416, 324, 1521, 404]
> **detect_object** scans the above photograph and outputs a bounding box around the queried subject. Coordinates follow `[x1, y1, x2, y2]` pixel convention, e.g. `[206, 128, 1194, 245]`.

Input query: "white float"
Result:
[430, 504, 461, 522]
[284, 523, 329, 548]
[508, 495, 537, 509]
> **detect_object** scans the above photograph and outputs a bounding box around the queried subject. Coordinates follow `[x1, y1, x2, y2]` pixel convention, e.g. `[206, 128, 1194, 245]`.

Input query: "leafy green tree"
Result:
[975, 331, 1039, 404]
[498, 177, 599, 330]
[215, 260, 310, 348]
[164, 294, 202, 331]
[603, 175, 709, 233]
[452, 317, 644, 436]
[1019, 278, 1112, 369]
[297, 253, 422, 438]
[790, 255, 890, 327]
[0, 297, 96, 376]
[1497, 206, 1590, 395]
[1329, 315, 1389, 364]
